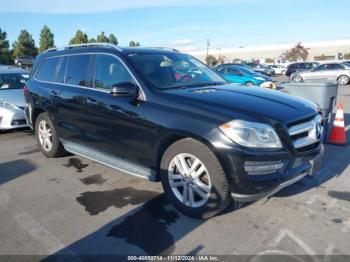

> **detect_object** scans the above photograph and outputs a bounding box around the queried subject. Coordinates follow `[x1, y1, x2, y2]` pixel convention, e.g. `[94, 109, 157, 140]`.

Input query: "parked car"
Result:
[14, 56, 35, 68]
[215, 64, 276, 88]
[25, 43, 324, 219]
[291, 62, 350, 85]
[268, 64, 287, 75]
[0, 67, 29, 130]
[286, 62, 319, 77]
[245, 62, 274, 76]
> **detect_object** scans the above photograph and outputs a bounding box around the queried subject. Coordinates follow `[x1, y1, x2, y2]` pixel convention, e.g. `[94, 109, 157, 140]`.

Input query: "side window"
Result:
[65, 55, 91, 87]
[35, 57, 61, 82]
[313, 64, 327, 71]
[93, 54, 134, 90]
[304, 63, 313, 69]
[329, 64, 344, 70]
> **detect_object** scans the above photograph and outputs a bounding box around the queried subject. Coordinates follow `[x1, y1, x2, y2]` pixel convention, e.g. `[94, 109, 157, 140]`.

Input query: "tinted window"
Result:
[56, 57, 68, 83]
[303, 63, 313, 69]
[329, 64, 344, 70]
[128, 53, 225, 90]
[35, 57, 61, 82]
[227, 67, 241, 75]
[313, 64, 327, 71]
[66, 55, 91, 86]
[0, 73, 28, 90]
[93, 55, 134, 90]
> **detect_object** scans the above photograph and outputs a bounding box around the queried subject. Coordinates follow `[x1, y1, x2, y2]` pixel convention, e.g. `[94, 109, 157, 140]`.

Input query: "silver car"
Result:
[291, 62, 350, 85]
[0, 67, 29, 130]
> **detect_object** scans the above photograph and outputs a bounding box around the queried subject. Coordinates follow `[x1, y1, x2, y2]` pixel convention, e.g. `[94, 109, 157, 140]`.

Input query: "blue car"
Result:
[215, 64, 276, 88]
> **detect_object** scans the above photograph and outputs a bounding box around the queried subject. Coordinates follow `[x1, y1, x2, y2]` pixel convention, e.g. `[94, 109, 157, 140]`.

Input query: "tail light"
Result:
[23, 84, 28, 96]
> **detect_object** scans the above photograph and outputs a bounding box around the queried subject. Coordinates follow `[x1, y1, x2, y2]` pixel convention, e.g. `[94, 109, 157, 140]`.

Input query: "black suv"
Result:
[25, 43, 324, 219]
[286, 62, 319, 77]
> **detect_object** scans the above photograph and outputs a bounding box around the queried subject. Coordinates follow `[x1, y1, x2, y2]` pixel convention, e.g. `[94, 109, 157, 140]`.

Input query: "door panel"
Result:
[83, 54, 146, 166]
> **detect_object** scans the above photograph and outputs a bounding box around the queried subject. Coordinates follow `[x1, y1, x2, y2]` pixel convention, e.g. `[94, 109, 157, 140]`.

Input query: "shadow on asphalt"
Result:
[275, 113, 350, 198]
[0, 159, 36, 185]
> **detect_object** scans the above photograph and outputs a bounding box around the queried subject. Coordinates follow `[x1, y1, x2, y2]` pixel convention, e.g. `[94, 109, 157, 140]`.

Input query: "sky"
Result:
[1, 0, 350, 51]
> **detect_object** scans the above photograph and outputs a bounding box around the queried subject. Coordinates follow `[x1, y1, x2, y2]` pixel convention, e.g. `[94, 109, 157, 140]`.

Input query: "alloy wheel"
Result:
[38, 120, 53, 152]
[168, 153, 212, 208]
[338, 76, 349, 85]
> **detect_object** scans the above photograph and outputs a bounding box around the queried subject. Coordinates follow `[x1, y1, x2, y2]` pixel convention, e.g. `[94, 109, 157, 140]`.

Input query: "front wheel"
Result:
[160, 138, 231, 219]
[35, 112, 66, 158]
[245, 81, 254, 86]
[337, 75, 349, 85]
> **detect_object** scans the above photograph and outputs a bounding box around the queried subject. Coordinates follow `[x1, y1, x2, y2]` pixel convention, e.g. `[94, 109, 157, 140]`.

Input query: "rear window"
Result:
[0, 73, 28, 90]
[65, 55, 91, 87]
[35, 57, 61, 82]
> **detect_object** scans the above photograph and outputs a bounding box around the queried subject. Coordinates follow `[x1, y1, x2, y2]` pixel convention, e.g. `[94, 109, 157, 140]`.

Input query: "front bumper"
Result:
[0, 107, 28, 130]
[211, 127, 324, 202]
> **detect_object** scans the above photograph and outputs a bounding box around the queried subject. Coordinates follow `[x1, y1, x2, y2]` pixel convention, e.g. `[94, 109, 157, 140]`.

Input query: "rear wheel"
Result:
[337, 75, 349, 85]
[160, 138, 231, 219]
[292, 75, 303, 83]
[281, 70, 286, 75]
[35, 112, 66, 158]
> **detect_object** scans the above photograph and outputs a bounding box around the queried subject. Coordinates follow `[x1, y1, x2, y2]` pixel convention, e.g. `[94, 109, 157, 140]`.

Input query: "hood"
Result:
[0, 89, 25, 107]
[163, 84, 318, 125]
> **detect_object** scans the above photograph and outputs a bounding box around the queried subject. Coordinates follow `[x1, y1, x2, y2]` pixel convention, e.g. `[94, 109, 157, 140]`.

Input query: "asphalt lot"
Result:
[0, 83, 350, 261]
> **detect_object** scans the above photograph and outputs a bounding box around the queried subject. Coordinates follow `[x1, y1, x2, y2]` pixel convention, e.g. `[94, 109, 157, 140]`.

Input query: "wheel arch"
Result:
[154, 130, 227, 182]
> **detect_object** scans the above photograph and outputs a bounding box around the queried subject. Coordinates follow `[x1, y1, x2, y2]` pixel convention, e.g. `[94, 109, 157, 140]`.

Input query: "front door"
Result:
[83, 54, 146, 166]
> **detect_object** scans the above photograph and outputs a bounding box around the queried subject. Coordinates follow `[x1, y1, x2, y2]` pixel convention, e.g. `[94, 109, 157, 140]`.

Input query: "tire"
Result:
[245, 81, 254, 86]
[160, 138, 231, 219]
[337, 75, 349, 85]
[35, 112, 66, 158]
[281, 70, 286, 75]
[292, 75, 303, 83]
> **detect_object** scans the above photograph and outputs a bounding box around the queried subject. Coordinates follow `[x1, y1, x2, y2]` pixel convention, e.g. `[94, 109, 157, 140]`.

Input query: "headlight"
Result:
[219, 120, 282, 148]
[254, 77, 265, 81]
[0, 101, 18, 110]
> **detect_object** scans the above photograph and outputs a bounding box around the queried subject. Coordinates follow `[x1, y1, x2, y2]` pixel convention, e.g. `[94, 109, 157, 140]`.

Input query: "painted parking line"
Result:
[0, 192, 77, 257]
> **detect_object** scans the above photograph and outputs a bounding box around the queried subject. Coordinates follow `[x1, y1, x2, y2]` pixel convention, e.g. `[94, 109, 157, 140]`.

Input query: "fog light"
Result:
[244, 160, 285, 175]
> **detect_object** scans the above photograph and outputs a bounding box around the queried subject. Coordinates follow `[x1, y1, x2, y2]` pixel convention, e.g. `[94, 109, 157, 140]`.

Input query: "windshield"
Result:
[0, 73, 29, 90]
[128, 53, 226, 89]
[236, 66, 257, 75]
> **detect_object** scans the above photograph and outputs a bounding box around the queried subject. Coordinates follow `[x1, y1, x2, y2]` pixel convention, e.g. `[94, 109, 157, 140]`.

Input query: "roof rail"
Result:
[44, 43, 122, 53]
[147, 47, 180, 52]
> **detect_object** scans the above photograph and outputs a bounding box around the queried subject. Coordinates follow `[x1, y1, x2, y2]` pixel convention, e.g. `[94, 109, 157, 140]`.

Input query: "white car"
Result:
[0, 67, 29, 130]
[268, 64, 287, 75]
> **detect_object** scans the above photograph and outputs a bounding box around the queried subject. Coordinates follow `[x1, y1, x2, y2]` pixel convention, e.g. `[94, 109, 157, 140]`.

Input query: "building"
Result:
[189, 39, 350, 64]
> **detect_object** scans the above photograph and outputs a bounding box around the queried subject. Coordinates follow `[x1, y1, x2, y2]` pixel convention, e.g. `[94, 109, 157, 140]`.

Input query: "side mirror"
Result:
[110, 82, 139, 97]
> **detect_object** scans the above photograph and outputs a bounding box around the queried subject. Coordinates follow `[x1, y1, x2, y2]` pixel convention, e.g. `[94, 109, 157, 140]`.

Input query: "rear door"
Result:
[54, 54, 94, 143]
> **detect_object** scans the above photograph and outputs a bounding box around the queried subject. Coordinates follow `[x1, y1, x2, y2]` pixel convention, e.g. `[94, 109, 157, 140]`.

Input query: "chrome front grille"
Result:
[288, 115, 323, 150]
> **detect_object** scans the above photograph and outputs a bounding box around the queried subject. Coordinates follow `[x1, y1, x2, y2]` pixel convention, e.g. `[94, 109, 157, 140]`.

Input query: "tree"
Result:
[88, 38, 97, 43]
[96, 31, 109, 43]
[69, 30, 88, 45]
[129, 41, 140, 47]
[12, 30, 37, 58]
[205, 54, 218, 66]
[108, 33, 118, 45]
[0, 27, 11, 64]
[314, 54, 328, 61]
[265, 58, 275, 63]
[39, 25, 54, 52]
[283, 42, 309, 62]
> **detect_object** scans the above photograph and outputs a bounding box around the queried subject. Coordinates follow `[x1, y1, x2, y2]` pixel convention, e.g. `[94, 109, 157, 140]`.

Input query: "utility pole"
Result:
[206, 39, 210, 57]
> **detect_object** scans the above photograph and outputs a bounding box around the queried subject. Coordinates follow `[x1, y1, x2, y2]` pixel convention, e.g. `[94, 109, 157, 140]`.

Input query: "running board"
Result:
[61, 140, 157, 181]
